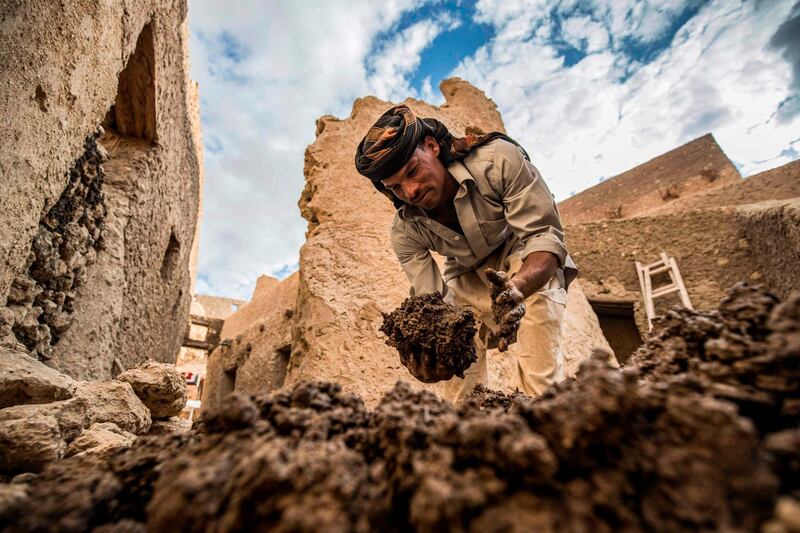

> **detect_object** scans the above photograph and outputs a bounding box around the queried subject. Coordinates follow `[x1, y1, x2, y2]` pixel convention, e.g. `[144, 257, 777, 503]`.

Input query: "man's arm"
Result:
[486, 141, 569, 350]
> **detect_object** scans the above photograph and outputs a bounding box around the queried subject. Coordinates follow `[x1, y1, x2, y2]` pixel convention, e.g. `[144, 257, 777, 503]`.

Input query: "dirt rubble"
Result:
[2, 283, 799, 532]
[380, 292, 478, 379]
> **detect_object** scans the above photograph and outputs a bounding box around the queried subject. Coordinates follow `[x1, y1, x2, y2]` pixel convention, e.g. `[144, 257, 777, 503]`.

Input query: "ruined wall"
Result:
[646, 159, 800, 216]
[558, 134, 741, 225]
[277, 78, 611, 408]
[0, 0, 201, 379]
[202, 273, 299, 409]
[568, 198, 800, 332]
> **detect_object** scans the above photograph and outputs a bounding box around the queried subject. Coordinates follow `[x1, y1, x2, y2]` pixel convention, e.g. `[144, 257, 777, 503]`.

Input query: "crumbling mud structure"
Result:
[560, 136, 800, 362]
[2, 284, 798, 532]
[0, 0, 203, 379]
[203, 79, 613, 409]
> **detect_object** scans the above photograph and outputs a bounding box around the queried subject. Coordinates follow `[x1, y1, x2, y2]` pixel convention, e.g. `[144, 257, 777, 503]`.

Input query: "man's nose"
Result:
[402, 180, 420, 200]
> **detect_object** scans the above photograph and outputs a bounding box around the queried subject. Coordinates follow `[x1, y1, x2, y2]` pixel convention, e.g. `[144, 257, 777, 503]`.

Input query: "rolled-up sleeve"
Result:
[390, 217, 446, 297]
[491, 141, 569, 266]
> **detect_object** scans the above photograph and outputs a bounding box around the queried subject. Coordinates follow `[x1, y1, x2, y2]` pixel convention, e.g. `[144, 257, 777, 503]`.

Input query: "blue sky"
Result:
[188, 0, 800, 299]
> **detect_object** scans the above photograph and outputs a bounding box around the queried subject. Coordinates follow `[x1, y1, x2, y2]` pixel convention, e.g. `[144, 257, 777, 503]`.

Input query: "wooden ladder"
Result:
[636, 252, 693, 330]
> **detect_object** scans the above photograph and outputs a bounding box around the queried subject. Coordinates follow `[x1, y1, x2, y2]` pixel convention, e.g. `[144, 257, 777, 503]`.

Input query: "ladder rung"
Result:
[647, 264, 672, 275]
[652, 285, 679, 298]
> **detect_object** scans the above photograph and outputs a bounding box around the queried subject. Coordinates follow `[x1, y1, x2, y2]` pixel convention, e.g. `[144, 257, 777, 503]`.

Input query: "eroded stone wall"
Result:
[2, 134, 106, 360]
[0, 0, 202, 379]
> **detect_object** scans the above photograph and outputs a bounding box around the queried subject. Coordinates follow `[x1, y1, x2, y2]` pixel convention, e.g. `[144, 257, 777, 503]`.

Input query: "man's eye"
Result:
[409, 166, 418, 176]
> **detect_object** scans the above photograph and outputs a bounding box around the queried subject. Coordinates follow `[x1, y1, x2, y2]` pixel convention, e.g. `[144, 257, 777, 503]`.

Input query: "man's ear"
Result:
[424, 136, 440, 157]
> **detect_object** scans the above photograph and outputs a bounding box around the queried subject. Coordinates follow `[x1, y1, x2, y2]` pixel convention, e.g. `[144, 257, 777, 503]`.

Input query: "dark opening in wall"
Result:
[589, 300, 643, 364]
[273, 344, 292, 389]
[105, 22, 157, 142]
[161, 230, 181, 280]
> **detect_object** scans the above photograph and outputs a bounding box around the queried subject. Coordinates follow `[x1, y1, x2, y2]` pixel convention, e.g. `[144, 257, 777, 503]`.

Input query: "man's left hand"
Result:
[485, 268, 526, 352]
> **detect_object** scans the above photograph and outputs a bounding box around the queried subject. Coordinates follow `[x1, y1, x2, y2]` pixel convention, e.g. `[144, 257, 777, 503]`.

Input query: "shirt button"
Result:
[425, 220, 431, 225]
[454, 236, 461, 240]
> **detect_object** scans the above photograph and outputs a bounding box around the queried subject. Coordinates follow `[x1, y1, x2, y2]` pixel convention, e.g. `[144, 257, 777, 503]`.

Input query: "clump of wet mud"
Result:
[380, 292, 477, 379]
[3, 284, 799, 532]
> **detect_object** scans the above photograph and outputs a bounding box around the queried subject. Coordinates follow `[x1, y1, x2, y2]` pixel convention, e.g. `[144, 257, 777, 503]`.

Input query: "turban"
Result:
[354, 105, 528, 209]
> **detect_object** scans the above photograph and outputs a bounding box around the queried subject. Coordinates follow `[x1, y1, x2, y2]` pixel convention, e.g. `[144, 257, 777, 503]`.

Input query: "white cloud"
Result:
[190, 0, 437, 298]
[453, 0, 799, 199]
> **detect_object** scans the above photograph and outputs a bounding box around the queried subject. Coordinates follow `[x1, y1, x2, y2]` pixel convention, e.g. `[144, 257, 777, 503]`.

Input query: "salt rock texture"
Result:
[0, 0, 202, 378]
[558, 133, 741, 225]
[117, 360, 187, 418]
[0, 353, 158, 476]
[2, 285, 798, 532]
[0, 347, 76, 409]
[279, 78, 611, 407]
[569, 198, 800, 332]
[65, 422, 136, 463]
[73, 381, 151, 435]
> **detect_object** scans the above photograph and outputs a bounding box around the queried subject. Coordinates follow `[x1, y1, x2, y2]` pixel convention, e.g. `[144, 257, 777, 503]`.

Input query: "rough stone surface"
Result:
[1, 285, 797, 532]
[0, 398, 89, 443]
[65, 422, 136, 463]
[74, 381, 151, 435]
[116, 360, 187, 418]
[0, 0, 202, 379]
[0, 346, 76, 409]
[558, 133, 741, 225]
[147, 417, 191, 435]
[0, 415, 66, 474]
[380, 292, 477, 379]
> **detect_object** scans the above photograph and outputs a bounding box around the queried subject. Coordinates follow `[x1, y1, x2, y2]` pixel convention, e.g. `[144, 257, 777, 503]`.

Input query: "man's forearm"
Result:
[509, 251, 560, 299]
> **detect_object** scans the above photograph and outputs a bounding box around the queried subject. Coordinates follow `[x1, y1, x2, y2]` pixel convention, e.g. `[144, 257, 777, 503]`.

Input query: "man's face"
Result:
[380, 136, 448, 210]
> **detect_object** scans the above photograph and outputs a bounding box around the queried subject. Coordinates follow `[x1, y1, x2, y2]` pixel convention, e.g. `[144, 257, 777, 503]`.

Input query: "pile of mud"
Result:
[2, 284, 799, 532]
[380, 292, 477, 379]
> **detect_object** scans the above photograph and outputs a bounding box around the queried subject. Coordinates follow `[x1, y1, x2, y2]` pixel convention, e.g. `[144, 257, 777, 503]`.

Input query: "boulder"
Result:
[147, 416, 191, 435]
[0, 415, 65, 473]
[0, 397, 88, 441]
[66, 422, 136, 462]
[116, 360, 186, 418]
[0, 347, 75, 408]
[74, 381, 151, 434]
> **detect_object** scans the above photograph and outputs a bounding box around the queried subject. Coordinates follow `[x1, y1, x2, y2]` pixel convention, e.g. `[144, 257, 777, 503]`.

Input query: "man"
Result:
[355, 105, 578, 402]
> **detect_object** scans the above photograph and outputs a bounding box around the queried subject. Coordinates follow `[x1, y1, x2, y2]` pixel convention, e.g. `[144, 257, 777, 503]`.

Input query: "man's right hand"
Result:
[401, 348, 453, 383]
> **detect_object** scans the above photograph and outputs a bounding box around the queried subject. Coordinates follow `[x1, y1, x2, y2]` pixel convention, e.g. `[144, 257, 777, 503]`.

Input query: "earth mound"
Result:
[2, 284, 798, 532]
[380, 292, 477, 379]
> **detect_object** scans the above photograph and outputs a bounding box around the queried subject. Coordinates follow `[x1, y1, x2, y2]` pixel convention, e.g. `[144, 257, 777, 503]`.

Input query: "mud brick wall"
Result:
[0, 0, 202, 379]
[568, 198, 800, 333]
[558, 134, 741, 225]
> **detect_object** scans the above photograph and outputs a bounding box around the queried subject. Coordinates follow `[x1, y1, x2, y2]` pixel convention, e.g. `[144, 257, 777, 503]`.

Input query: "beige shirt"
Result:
[390, 138, 578, 297]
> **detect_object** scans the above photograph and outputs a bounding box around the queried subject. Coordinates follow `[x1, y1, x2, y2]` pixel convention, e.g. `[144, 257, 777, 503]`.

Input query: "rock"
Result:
[66, 422, 136, 462]
[116, 360, 186, 418]
[147, 416, 191, 435]
[0, 346, 75, 408]
[0, 397, 88, 441]
[74, 381, 151, 434]
[0, 483, 28, 518]
[0, 414, 65, 473]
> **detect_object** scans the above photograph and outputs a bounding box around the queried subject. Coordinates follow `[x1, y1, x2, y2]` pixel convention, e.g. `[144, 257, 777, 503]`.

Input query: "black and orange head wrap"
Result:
[354, 105, 528, 209]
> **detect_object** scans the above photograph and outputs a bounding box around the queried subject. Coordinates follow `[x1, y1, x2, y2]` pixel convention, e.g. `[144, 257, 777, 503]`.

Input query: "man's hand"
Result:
[486, 268, 526, 352]
[400, 348, 454, 383]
